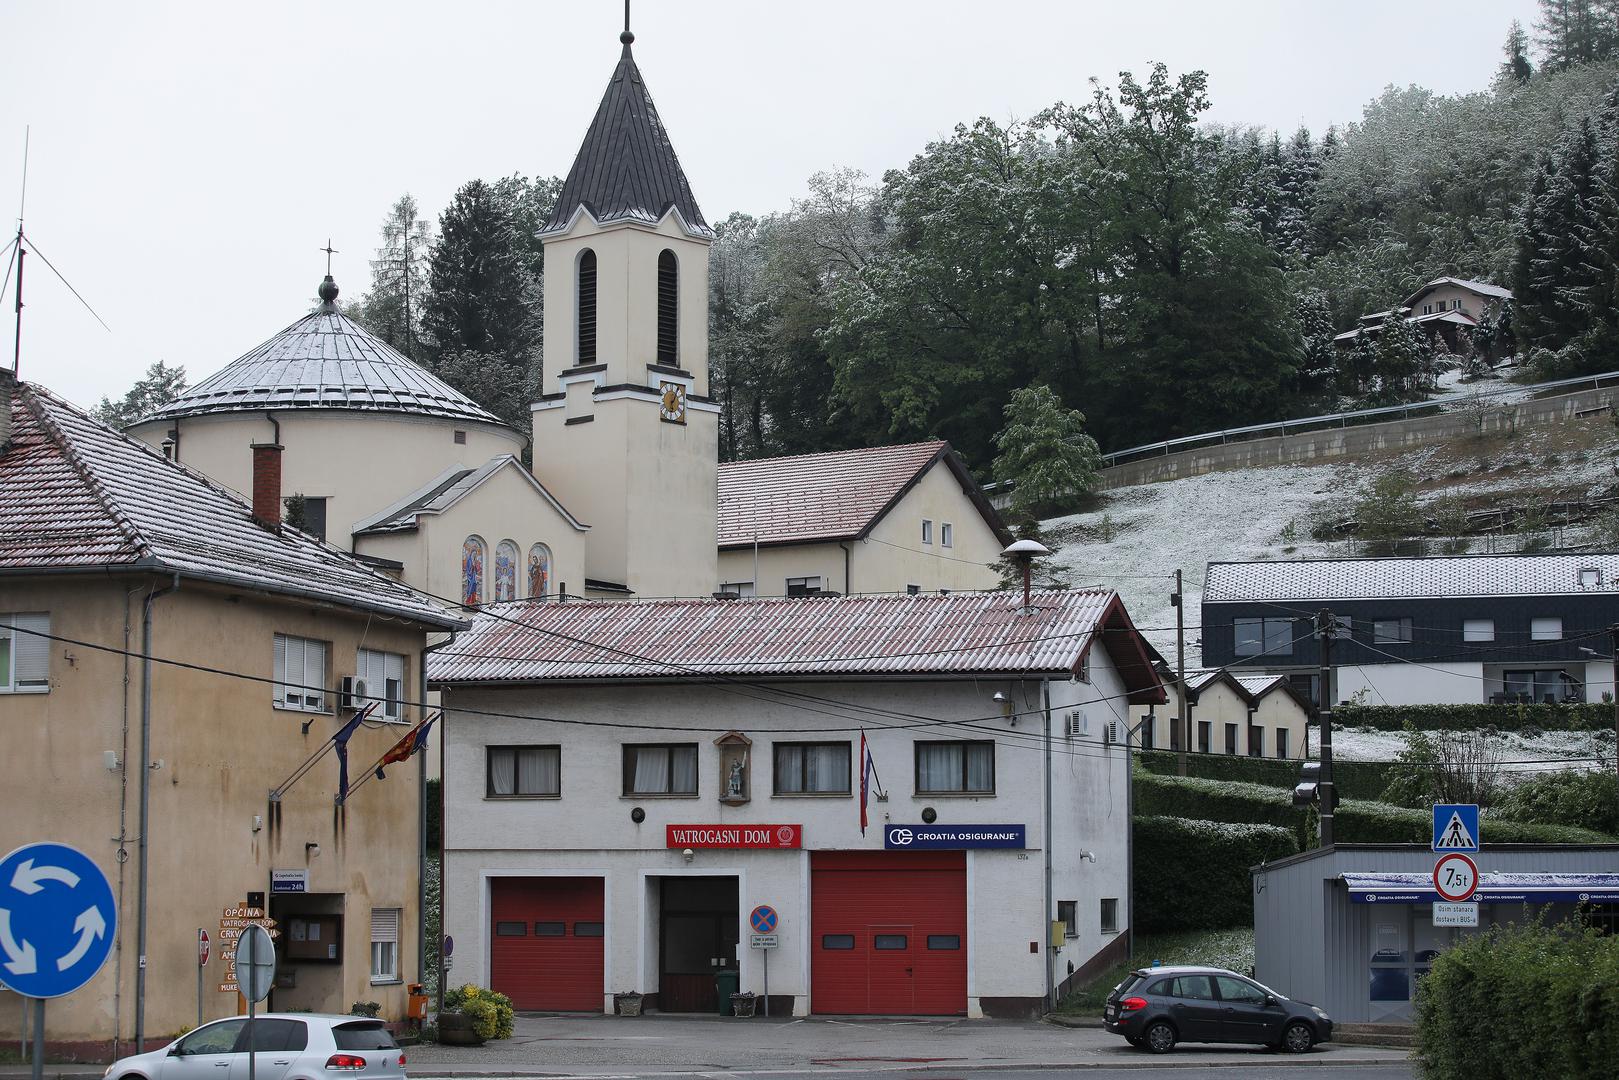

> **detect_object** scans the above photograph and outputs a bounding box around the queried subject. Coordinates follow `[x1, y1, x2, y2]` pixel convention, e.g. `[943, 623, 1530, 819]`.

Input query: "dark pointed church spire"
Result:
[542, 19, 711, 238]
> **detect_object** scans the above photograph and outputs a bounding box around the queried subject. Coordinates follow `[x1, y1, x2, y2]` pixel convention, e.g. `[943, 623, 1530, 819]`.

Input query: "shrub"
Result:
[1496, 770, 1619, 836]
[1334, 703, 1611, 732]
[1133, 772, 1308, 844]
[443, 983, 514, 1041]
[1330, 797, 1613, 844]
[1135, 750, 1402, 800]
[1133, 816, 1297, 933]
[1414, 918, 1619, 1080]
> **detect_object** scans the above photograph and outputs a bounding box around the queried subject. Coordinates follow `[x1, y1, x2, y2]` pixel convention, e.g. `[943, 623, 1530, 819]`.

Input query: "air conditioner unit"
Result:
[1104, 720, 1121, 746]
[1064, 710, 1085, 739]
[339, 676, 369, 712]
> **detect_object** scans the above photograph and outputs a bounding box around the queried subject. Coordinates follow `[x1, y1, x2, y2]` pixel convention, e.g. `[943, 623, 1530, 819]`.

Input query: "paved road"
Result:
[403, 1013, 1414, 1077]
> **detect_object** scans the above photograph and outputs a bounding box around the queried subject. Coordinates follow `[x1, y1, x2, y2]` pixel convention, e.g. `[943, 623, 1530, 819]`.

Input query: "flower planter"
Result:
[729, 992, 757, 1018]
[614, 993, 644, 1017]
[435, 1011, 484, 1046]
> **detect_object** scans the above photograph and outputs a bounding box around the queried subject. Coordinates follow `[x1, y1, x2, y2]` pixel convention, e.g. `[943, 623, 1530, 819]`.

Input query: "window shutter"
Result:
[577, 250, 597, 365]
[657, 250, 678, 366]
[370, 908, 400, 944]
[274, 634, 291, 705]
[13, 614, 50, 688]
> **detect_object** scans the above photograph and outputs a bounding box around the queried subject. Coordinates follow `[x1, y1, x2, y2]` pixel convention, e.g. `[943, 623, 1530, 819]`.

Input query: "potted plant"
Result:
[729, 991, 757, 1018]
[614, 991, 644, 1016]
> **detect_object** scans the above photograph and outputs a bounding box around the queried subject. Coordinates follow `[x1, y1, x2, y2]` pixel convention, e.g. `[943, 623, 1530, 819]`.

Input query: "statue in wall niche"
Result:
[726, 757, 745, 799]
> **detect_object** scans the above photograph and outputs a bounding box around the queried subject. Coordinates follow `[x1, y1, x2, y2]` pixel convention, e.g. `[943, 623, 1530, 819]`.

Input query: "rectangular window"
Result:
[1100, 898, 1119, 934]
[1249, 727, 1263, 757]
[534, 922, 565, 936]
[718, 581, 755, 598]
[1373, 618, 1413, 644]
[786, 576, 823, 597]
[355, 648, 406, 722]
[1531, 617, 1563, 641]
[369, 908, 400, 982]
[1276, 727, 1290, 759]
[0, 613, 50, 693]
[941, 523, 953, 548]
[1234, 617, 1293, 657]
[623, 743, 699, 795]
[915, 741, 995, 794]
[927, 935, 961, 950]
[921, 519, 933, 545]
[1197, 721, 1211, 754]
[1224, 723, 1238, 755]
[487, 745, 561, 797]
[1504, 669, 1580, 704]
[773, 742, 851, 795]
[822, 934, 855, 950]
[1463, 619, 1495, 643]
[285, 496, 328, 541]
[574, 922, 604, 937]
[873, 934, 908, 950]
[1140, 715, 1154, 750]
[1058, 900, 1077, 937]
[273, 634, 327, 712]
[494, 921, 526, 936]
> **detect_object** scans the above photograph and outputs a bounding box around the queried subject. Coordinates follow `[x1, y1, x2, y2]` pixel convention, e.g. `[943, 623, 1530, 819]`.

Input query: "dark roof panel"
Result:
[544, 42, 711, 238]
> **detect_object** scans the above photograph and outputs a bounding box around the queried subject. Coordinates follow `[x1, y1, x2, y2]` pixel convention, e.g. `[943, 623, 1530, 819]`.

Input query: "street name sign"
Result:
[1432, 804, 1480, 853]
[749, 934, 779, 949]
[1433, 902, 1480, 927]
[270, 869, 308, 894]
[1433, 853, 1480, 903]
[0, 842, 117, 999]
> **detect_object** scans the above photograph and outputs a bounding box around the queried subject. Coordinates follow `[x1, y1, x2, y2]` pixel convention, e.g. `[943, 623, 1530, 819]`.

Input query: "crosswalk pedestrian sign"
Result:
[1432, 804, 1480, 853]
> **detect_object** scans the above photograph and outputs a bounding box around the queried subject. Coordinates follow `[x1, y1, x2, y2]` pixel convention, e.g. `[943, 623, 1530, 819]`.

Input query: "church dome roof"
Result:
[143, 276, 506, 427]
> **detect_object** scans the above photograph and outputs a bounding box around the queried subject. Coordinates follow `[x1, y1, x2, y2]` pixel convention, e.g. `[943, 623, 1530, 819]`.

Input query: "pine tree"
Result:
[991, 384, 1102, 519]
[1500, 20, 1535, 85]
[1513, 115, 1607, 352]
[1371, 308, 1433, 403]
[352, 195, 432, 360]
[94, 360, 187, 429]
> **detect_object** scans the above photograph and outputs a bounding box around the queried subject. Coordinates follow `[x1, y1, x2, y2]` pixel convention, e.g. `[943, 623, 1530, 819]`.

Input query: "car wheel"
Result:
[1144, 1020, 1177, 1054]
[1282, 1021, 1315, 1053]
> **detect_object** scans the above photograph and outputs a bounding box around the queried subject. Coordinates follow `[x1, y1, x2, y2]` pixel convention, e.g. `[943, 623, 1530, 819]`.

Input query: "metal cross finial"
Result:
[624, 0, 630, 34]
[320, 239, 338, 276]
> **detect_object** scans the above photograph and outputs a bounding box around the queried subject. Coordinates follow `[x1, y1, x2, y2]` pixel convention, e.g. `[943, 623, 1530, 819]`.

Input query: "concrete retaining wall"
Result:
[1099, 387, 1616, 489]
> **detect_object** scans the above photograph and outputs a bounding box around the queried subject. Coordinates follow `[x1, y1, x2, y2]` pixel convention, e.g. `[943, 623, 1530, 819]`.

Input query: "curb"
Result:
[402, 1058, 1410, 1077]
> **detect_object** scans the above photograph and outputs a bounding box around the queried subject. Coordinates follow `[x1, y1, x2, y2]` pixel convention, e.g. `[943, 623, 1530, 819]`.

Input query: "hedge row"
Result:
[1135, 750, 1402, 800]
[1133, 771, 1307, 845]
[1334, 702, 1615, 732]
[1414, 920, 1619, 1080]
[1331, 797, 1614, 845]
[1133, 816, 1298, 934]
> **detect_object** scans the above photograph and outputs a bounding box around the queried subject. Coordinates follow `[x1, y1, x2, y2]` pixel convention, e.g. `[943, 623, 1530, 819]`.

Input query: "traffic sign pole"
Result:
[29, 998, 42, 1080]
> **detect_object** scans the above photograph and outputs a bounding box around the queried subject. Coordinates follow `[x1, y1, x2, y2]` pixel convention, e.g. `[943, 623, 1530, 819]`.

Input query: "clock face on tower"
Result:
[660, 381, 688, 425]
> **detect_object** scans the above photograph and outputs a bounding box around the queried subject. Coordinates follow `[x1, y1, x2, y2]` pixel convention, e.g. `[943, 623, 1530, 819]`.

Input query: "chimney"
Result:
[251, 441, 284, 528]
[0, 367, 14, 455]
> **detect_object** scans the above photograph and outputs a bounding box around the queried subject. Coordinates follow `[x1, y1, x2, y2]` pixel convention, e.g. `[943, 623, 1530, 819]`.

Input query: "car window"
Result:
[1115, 973, 1145, 995]
[1215, 976, 1269, 1005]
[177, 1020, 246, 1056]
[1172, 975, 1215, 1000]
[332, 1022, 398, 1051]
[1145, 978, 1174, 996]
[233, 1020, 308, 1053]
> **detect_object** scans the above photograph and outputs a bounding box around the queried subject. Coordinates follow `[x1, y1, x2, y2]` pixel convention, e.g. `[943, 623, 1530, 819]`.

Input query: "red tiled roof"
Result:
[716, 441, 953, 547]
[430, 590, 1165, 704]
[0, 379, 464, 629]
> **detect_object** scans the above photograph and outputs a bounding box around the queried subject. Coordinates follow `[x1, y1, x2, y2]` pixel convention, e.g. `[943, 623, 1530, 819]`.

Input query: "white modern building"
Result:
[430, 590, 1164, 1018]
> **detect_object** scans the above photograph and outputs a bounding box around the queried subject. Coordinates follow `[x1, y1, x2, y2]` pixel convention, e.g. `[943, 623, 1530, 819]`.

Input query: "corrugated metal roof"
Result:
[431, 590, 1131, 683]
[717, 441, 949, 547]
[142, 280, 504, 426]
[1204, 553, 1619, 603]
[543, 38, 710, 238]
[0, 378, 465, 630]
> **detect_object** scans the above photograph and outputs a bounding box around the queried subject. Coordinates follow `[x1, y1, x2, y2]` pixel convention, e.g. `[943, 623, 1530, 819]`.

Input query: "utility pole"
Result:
[1173, 570, 1189, 776]
[1316, 609, 1337, 848]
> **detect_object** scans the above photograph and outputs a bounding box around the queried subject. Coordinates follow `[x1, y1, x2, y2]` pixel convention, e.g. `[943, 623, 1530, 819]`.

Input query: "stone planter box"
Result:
[614, 993, 644, 1017]
[435, 1011, 484, 1046]
[729, 992, 757, 1018]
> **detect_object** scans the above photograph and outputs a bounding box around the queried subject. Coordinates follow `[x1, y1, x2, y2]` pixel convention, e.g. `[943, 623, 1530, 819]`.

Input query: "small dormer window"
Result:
[577, 249, 598, 366]
[657, 250, 678, 366]
[1581, 568, 1602, 588]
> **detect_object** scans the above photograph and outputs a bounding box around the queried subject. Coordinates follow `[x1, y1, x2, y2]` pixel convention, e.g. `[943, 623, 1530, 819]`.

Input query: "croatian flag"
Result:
[859, 731, 876, 836]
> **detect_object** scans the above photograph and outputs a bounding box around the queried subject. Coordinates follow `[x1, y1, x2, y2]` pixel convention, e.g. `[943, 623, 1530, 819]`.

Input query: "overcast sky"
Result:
[2, 0, 1540, 410]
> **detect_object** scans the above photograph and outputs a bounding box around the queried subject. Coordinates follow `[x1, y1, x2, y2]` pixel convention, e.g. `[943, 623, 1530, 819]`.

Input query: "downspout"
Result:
[839, 541, 853, 597]
[112, 583, 143, 1060]
[134, 572, 180, 1053]
[1042, 677, 1055, 1011]
[422, 634, 456, 1021]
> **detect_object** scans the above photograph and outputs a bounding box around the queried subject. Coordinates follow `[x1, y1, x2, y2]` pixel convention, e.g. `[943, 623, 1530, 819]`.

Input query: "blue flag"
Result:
[333, 708, 369, 804]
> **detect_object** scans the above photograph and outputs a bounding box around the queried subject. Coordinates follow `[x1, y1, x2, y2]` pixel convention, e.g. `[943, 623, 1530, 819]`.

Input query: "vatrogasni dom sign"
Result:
[666, 824, 803, 849]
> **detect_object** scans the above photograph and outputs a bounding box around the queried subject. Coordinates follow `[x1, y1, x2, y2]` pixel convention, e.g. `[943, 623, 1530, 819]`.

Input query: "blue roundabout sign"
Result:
[0, 842, 117, 998]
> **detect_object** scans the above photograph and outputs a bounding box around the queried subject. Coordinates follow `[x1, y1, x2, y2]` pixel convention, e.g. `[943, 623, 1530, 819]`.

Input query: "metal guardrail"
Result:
[1099, 370, 1619, 468]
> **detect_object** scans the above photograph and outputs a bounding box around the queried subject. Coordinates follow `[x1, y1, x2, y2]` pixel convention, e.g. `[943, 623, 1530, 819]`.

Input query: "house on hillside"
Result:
[1129, 668, 1312, 759]
[0, 371, 464, 1055]
[429, 589, 1164, 1019]
[716, 442, 1010, 598]
[1333, 277, 1512, 353]
[1200, 553, 1616, 706]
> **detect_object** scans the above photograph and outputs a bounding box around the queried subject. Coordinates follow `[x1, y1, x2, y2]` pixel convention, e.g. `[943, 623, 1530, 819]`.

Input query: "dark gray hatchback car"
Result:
[1102, 965, 1332, 1054]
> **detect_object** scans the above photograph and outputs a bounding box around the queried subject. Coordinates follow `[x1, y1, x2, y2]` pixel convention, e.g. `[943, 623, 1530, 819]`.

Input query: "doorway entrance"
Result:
[659, 876, 739, 1013]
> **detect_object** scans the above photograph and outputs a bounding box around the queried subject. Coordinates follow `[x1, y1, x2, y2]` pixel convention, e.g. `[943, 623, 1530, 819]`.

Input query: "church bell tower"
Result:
[529, 23, 718, 599]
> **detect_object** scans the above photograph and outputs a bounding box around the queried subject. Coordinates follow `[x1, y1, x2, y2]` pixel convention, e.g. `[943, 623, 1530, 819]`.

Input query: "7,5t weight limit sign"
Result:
[1433, 852, 1479, 902]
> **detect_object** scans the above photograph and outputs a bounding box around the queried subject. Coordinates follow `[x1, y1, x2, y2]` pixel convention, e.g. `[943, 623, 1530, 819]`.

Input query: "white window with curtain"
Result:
[355, 648, 406, 722]
[915, 741, 994, 794]
[486, 746, 561, 797]
[369, 908, 400, 983]
[623, 744, 698, 795]
[1463, 619, 1495, 642]
[773, 742, 851, 795]
[273, 634, 327, 712]
[0, 613, 51, 693]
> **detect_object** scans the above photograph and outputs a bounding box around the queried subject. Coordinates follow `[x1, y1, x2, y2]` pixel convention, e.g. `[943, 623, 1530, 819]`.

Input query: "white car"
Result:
[104, 1014, 406, 1080]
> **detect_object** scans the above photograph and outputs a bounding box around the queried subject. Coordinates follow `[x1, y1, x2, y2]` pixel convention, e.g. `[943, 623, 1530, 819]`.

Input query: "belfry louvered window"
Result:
[657, 249, 678, 366]
[577, 249, 597, 365]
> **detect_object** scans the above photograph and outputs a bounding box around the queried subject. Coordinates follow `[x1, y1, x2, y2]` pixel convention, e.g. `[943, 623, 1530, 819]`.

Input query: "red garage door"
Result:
[811, 851, 966, 1015]
[489, 877, 604, 1011]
